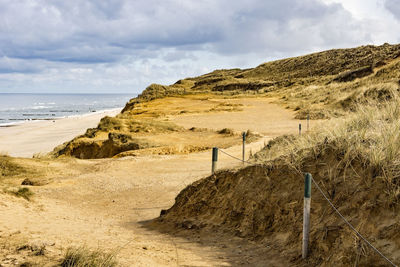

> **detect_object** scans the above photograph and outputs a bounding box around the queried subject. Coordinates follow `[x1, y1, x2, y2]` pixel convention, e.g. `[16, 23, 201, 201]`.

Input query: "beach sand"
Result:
[0, 109, 121, 158]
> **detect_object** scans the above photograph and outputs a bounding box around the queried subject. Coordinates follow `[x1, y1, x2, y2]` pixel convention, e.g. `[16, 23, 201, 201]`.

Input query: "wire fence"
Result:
[121, 133, 397, 266]
[311, 177, 397, 267]
[211, 145, 397, 266]
[218, 148, 252, 164]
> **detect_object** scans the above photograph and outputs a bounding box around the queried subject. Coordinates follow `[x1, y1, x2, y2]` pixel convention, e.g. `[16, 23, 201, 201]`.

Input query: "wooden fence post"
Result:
[242, 132, 246, 163]
[212, 147, 218, 174]
[299, 123, 302, 136]
[302, 173, 312, 259]
[307, 113, 310, 132]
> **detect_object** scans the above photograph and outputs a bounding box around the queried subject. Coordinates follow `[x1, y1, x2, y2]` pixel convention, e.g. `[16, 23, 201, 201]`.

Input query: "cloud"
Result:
[385, 0, 400, 20]
[0, 0, 394, 93]
[0, 0, 367, 63]
[214, 0, 371, 56]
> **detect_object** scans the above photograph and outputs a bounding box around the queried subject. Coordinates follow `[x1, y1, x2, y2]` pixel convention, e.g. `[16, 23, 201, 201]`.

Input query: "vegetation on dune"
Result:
[5, 187, 34, 200]
[255, 98, 400, 204]
[53, 43, 400, 159]
[60, 246, 118, 267]
[52, 113, 186, 158]
[0, 155, 25, 177]
[277, 73, 400, 119]
[97, 115, 183, 133]
[52, 96, 248, 158]
[158, 99, 400, 266]
[123, 43, 400, 115]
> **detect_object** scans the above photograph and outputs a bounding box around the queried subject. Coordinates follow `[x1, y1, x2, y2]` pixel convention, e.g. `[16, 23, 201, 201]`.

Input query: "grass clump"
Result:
[126, 119, 183, 133]
[254, 97, 400, 204]
[218, 128, 235, 135]
[0, 155, 25, 177]
[98, 116, 123, 132]
[5, 187, 34, 200]
[60, 246, 118, 267]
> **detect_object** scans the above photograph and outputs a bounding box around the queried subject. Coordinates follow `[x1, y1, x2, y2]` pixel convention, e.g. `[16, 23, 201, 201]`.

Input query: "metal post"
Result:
[307, 113, 310, 132]
[299, 123, 302, 136]
[302, 173, 312, 259]
[242, 132, 246, 163]
[212, 147, 218, 174]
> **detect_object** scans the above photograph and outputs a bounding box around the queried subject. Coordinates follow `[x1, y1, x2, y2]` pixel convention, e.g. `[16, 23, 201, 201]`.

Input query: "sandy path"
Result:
[170, 98, 303, 135]
[0, 140, 279, 266]
[0, 109, 121, 158]
[0, 98, 300, 266]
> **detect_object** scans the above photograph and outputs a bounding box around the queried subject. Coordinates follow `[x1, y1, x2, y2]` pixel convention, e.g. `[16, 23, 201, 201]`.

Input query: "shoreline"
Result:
[0, 108, 122, 158]
[0, 108, 122, 128]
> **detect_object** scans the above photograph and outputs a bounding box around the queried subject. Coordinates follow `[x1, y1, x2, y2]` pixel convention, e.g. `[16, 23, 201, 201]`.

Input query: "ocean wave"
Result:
[0, 121, 23, 127]
[49, 110, 79, 113]
[34, 102, 55, 105]
[22, 113, 55, 116]
[32, 105, 52, 110]
[0, 94, 131, 126]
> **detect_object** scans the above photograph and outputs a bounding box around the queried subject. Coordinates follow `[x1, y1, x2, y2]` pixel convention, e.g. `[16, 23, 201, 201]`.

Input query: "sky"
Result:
[0, 0, 399, 94]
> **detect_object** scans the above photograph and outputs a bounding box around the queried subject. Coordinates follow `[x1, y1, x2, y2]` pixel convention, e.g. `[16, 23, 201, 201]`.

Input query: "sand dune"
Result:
[0, 99, 299, 266]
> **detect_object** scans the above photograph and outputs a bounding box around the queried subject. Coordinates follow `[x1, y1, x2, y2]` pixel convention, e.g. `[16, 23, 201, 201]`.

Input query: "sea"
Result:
[0, 93, 134, 127]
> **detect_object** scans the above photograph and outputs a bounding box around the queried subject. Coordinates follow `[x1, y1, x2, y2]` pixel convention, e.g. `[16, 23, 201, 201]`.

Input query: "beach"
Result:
[0, 109, 121, 157]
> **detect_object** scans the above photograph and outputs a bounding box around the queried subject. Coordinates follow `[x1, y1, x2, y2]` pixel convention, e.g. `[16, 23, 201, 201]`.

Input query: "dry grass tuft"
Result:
[60, 246, 118, 267]
[254, 96, 400, 204]
[5, 187, 34, 201]
[218, 128, 235, 135]
[0, 155, 25, 177]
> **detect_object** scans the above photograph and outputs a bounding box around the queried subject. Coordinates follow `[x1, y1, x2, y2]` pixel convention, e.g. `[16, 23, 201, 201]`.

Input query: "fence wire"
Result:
[213, 147, 397, 266]
[218, 148, 253, 164]
[311, 177, 397, 267]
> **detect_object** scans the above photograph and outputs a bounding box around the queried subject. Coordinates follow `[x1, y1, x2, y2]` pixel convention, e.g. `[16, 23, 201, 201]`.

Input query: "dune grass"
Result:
[60, 246, 118, 267]
[4, 187, 34, 200]
[254, 97, 400, 204]
[0, 155, 25, 177]
[124, 43, 400, 117]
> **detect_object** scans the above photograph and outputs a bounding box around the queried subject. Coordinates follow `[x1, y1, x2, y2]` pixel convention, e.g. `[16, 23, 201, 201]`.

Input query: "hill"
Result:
[53, 43, 400, 159]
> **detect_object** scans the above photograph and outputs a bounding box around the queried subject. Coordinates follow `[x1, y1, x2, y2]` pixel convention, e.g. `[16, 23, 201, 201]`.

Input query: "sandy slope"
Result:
[0, 99, 302, 266]
[170, 98, 301, 136]
[0, 109, 121, 158]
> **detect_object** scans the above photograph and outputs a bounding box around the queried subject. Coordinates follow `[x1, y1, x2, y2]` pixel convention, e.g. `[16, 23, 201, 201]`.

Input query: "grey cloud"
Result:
[215, 0, 370, 54]
[385, 0, 400, 20]
[0, 0, 368, 67]
[0, 0, 385, 93]
[0, 57, 46, 74]
[162, 50, 198, 62]
[0, 0, 224, 66]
